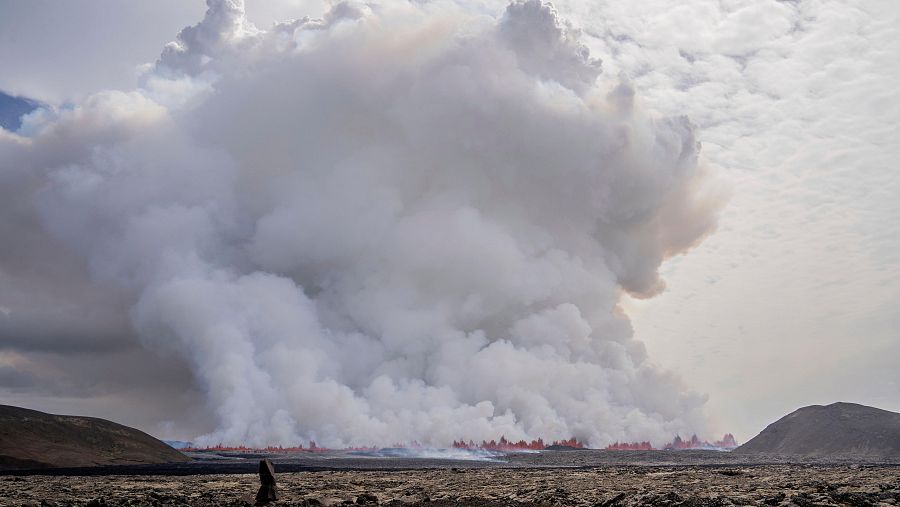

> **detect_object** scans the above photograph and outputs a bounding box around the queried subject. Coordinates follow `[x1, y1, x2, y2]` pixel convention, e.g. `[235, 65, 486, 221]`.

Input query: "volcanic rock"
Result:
[734, 402, 900, 458]
[1, 464, 899, 506]
[545, 444, 587, 451]
[256, 458, 278, 504]
[356, 492, 378, 504]
[0, 404, 190, 470]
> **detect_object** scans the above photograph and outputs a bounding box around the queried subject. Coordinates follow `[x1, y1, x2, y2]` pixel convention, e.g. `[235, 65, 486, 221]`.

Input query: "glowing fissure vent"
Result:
[606, 434, 739, 451]
[452, 437, 584, 451]
[184, 441, 324, 453]
[183, 434, 737, 453]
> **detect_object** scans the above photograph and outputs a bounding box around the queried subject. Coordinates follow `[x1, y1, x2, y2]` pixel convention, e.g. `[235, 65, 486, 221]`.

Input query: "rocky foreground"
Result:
[2, 465, 899, 507]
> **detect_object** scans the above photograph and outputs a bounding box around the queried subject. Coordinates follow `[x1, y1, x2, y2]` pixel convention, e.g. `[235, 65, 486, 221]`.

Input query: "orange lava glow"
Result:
[183, 434, 737, 453]
[184, 441, 326, 453]
[606, 433, 738, 451]
[715, 433, 738, 448]
[605, 441, 654, 450]
[452, 436, 585, 451]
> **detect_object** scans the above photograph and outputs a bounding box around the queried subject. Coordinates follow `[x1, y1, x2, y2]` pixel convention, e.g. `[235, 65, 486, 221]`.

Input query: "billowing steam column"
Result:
[255, 459, 277, 505]
[9, 0, 727, 450]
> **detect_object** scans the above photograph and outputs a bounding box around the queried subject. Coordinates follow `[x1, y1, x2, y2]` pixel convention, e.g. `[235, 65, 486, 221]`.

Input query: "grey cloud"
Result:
[0, 0, 205, 102]
[0, 364, 34, 389]
[499, 0, 601, 94]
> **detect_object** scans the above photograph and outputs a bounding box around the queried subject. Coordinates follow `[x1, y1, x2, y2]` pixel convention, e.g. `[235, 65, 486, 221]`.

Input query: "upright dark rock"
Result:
[256, 459, 278, 504]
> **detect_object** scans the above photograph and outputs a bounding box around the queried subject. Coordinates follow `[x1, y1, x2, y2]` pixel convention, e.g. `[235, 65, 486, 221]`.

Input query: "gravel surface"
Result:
[2, 451, 898, 507]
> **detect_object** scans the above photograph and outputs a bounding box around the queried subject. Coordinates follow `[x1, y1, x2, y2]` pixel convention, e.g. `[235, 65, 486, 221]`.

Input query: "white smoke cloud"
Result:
[0, 0, 724, 448]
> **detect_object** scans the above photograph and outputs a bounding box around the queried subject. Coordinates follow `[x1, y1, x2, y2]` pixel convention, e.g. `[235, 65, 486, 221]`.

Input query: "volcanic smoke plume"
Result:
[0, 0, 724, 448]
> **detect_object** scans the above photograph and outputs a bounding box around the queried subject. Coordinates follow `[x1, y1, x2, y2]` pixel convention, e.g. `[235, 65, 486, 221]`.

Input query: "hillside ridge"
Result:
[0, 404, 190, 470]
[735, 402, 900, 458]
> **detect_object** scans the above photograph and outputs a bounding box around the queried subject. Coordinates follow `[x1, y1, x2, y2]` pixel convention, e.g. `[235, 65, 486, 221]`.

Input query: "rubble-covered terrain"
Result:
[2, 464, 898, 507]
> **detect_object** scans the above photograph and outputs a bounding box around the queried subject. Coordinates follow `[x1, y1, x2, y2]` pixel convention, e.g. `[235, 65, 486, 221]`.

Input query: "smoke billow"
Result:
[0, 0, 724, 447]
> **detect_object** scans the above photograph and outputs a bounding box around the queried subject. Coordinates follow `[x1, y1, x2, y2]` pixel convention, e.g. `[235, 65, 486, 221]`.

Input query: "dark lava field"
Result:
[2, 450, 899, 507]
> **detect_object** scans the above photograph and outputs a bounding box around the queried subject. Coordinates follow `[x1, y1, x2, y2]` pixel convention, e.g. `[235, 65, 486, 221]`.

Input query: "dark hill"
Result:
[0, 405, 190, 470]
[735, 402, 900, 458]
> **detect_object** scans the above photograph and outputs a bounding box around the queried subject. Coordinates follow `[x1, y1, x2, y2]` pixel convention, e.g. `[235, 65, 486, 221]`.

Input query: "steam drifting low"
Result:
[0, 0, 724, 448]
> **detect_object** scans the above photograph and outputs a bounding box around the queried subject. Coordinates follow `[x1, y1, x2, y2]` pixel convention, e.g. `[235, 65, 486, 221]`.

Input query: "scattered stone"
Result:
[356, 493, 378, 504]
[764, 492, 786, 505]
[394, 492, 430, 505]
[879, 491, 900, 502]
[598, 492, 628, 507]
[316, 497, 347, 506]
[830, 491, 875, 507]
[681, 496, 731, 507]
[1, 462, 899, 507]
[790, 493, 824, 507]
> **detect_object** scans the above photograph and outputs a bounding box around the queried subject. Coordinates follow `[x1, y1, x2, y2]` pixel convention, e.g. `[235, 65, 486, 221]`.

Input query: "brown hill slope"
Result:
[735, 402, 900, 458]
[0, 405, 190, 469]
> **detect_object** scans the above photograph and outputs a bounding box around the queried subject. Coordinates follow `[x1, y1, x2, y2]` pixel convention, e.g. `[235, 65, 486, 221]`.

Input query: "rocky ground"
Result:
[2, 464, 898, 507]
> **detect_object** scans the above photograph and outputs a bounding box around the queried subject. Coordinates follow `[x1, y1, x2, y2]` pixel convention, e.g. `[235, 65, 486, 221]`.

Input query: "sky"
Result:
[0, 0, 897, 446]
